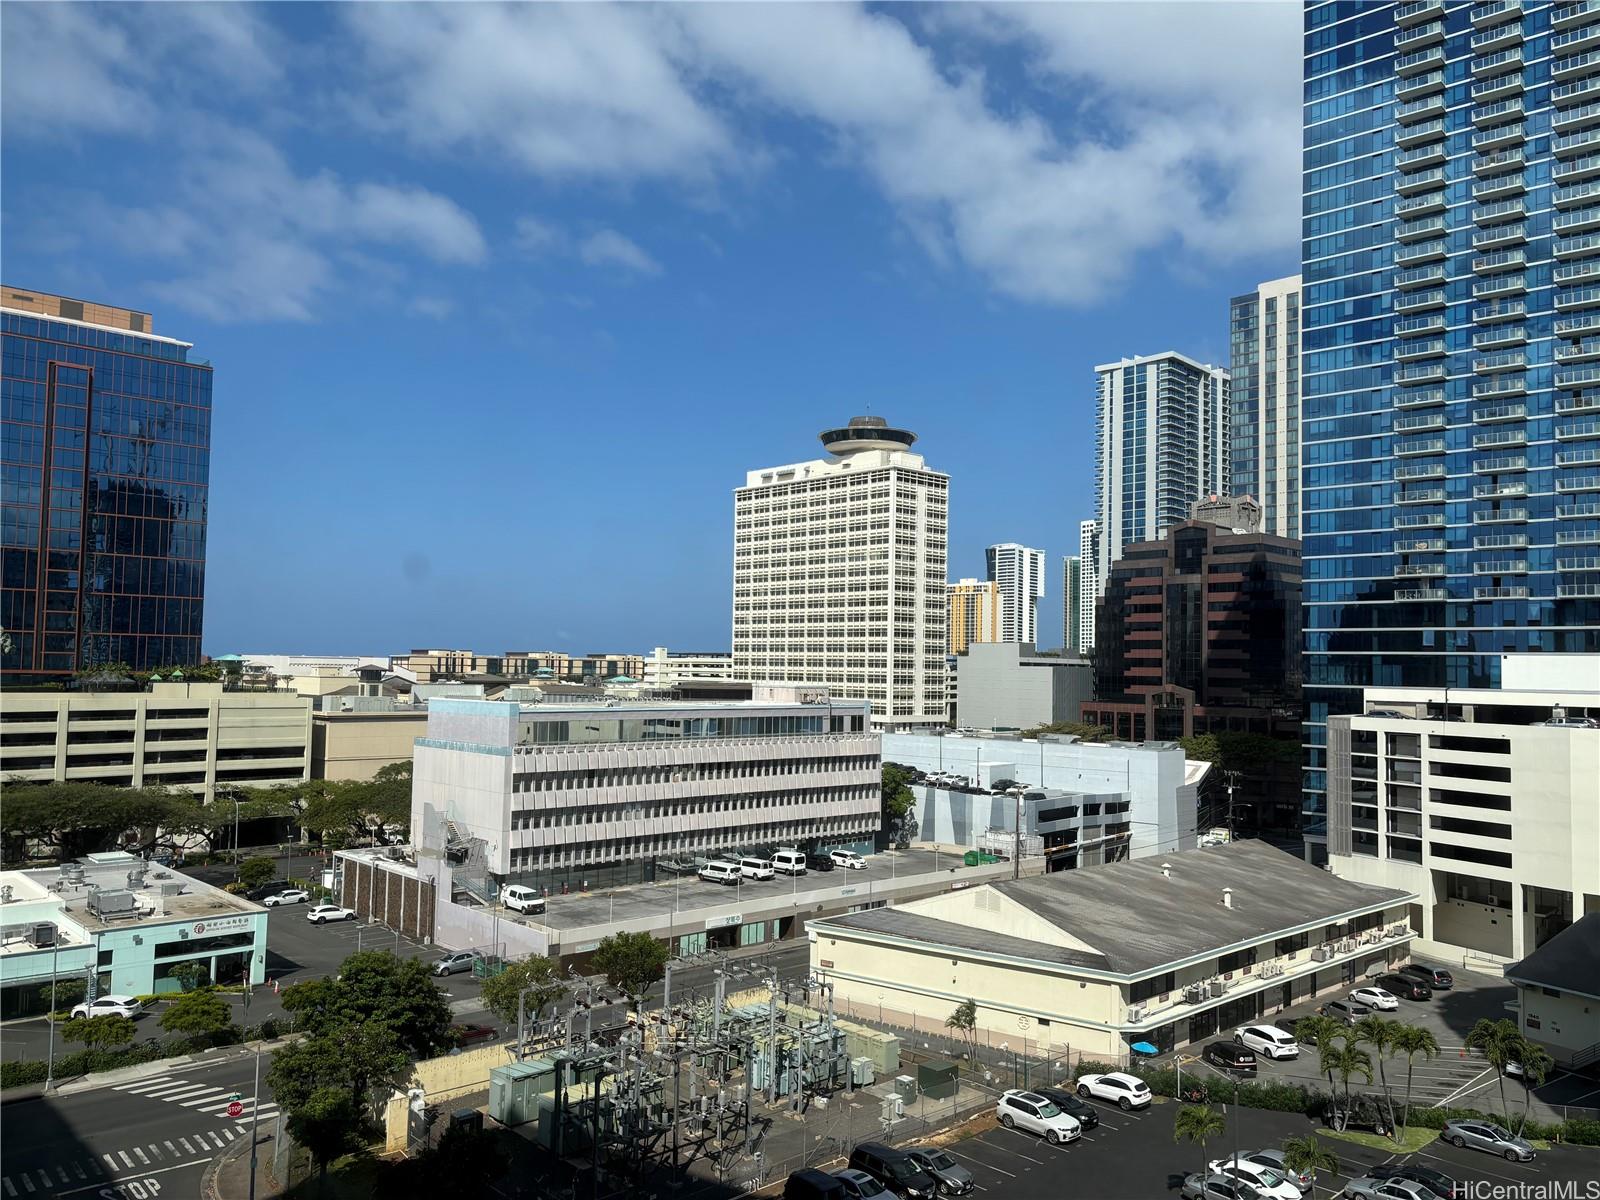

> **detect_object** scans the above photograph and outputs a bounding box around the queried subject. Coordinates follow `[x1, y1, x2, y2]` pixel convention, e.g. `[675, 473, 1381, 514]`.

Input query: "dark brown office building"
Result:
[1082, 520, 1302, 838]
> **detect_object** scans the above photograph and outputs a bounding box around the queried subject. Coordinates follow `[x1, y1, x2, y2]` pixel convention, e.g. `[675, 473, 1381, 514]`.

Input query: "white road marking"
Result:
[163, 1141, 178, 1156]
[117, 1152, 134, 1169]
[947, 1149, 1016, 1178]
[178, 1137, 195, 1154]
[131, 1147, 150, 1165]
[101, 1155, 117, 1172]
[17, 1176, 33, 1195]
[148, 1083, 219, 1101]
[115, 1077, 184, 1093]
[1, 1177, 15, 1197]
[177, 1088, 230, 1107]
[208, 1131, 226, 1148]
[55, 1159, 212, 1198]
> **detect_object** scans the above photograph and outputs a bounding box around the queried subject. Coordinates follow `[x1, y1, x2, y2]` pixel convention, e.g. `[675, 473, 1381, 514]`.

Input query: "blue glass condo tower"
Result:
[1302, 1, 1600, 862]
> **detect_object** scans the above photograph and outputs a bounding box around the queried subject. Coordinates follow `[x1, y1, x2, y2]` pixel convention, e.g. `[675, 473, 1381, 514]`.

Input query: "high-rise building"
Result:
[947, 578, 1001, 654]
[1093, 352, 1229, 589]
[732, 416, 949, 727]
[1063, 556, 1084, 653]
[1, 287, 213, 683]
[1230, 275, 1303, 538]
[1077, 519, 1101, 654]
[985, 542, 1046, 644]
[1301, 3, 1600, 863]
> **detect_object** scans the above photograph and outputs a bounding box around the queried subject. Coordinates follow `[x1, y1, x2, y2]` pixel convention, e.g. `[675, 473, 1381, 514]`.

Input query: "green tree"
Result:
[169, 960, 211, 992]
[1173, 1104, 1227, 1183]
[591, 932, 668, 1008]
[1390, 1023, 1440, 1133]
[1279, 1133, 1339, 1186]
[1020, 720, 1112, 742]
[1, 782, 210, 863]
[61, 1014, 136, 1051]
[1322, 1042, 1374, 1125]
[1295, 1014, 1347, 1095]
[385, 1125, 507, 1192]
[268, 1025, 410, 1119]
[1514, 1041, 1554, 1137]
[1466, 1018, 1525, 1126]
[237, 855, 277, 890]
[281, 951, 452, 1058]
[287, 1086, 364, 1180]
[882, 763, 917, 825]
[1352, 1015, 1401, 1140]
[159, 987, 232, 1038]
[944, 999, 977, 1060]
[481, 956, 564, 1028]
[1176, 734, 1222, 764]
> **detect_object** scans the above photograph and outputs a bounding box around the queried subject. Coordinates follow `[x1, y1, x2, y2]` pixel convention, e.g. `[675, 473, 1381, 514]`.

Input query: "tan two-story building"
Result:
[809, 840, 1417, 1060]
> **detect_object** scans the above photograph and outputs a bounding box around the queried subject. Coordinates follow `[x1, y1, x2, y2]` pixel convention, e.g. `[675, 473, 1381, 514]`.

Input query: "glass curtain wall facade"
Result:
[1, 300, 212, 683]
[1302, 1, 1600, 863]
[1230, 276, 1305, 537]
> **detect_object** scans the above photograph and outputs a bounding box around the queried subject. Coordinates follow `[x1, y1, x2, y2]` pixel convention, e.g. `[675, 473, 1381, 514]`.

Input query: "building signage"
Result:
[705, 914, 742, 931]
[184, 915, 256, 938]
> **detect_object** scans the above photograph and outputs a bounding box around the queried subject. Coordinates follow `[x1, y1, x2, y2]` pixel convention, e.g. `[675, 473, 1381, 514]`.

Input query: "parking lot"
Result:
[929, 1095, 1599, 1199]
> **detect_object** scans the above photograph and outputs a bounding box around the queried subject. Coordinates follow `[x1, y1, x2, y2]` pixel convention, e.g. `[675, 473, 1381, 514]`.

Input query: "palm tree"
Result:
[1280, 1133, 1339, 1188]
[1352, 1015, 1400, 1139]
[1174, 1103, 1228, 1184]
[1466, 1018, 1523, 1126]
[1514, 1041, 1554, 1138]
[1390, 1024, 1440, 1134]
[1321, 1042, 1374, 1129]
[1296, 1014, 1348, 1096]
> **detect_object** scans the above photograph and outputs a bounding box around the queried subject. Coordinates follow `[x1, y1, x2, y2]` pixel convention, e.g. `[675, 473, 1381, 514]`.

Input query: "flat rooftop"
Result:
[4, 855, 264, 935]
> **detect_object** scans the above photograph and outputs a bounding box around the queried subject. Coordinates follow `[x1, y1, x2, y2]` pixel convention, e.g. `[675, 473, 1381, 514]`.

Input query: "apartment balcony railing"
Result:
[1396, 587, 1449, 600]
[1556, 178, 1600, 208]
[1557, 233, 1600, 261]
[1558, 583, 1600, 597]
[1474, 147, 1527, 176]
[1558, 474, 1600, 492]
[1560, 445, 1600, 467]
[1558, 500, 1600, 517]
[1474, 428, 1528, 448]
[1556, 392, 1600, 412]
[1473, 122, 1525, 152]
[1557, 128, 1600, 162]
[1474, 323, 1528, 349]
[1395, 563, 1447, 577]
[1399, 215, 1450, 242]
[1399, 167, 1449, 197]
[1399, 264, 1451, 290]
[1557, 336, 1600, 363]
[1473, 374, 1529, 398]
[1557, 418, 1600, 438]
[1473, 48, 1524, 78]
[1398, 288, 1448, 314]
[1553, 1, 1600, 32]
[1474, 298, 1527, 323]
[1396, 411, 1448, 432]
[1474, 454, 1528, 473]
[1557, 364, 1600, 388]
[1399, 238, 1449, 266]
[1398, 118, 1448, 150]
[1399, 144, 1449, 173]
[1398, 487, 1449, 504]
[1397, 337, 1447, 362]
[1474, 350, 1527, 373]
[1395, 462, 1447, 481]
[1396, 388, 1447, 409]
[1397, 437, 1447, 457]
[1474, 481, 1530, 498]
[1474, 221, 1527, 250]
[1404, 70, 1449, 102]
[1399, 19, 1447, 49]
[1556, 285, 1600, 310]
[1472, 97, 1523, 127]
[1554, 99, 1600, 135]
[1474, 197, 1527, 225]
[1474, 273, 1528, 299]
[1475, 585, 1530, 598]
[1553, 24, 1600, 56]
[1555, 258, 1600, 285]
[1397, 313, 1447, 337]
[1471, 71, 1524, 103]
[1396, 511, 1447, 527]
[1557, 527, 1600, 543]
[1468, 0, 1513, 24]
[1398, 191, 1449, 219]
[1557, 555, 1600, 570]
[1471, 22, 1523, 53]
[1558, 312, 1600, 338]
[1553, 48, 1600, 81]
[1473, 506, 1529, 523]
[1400, 96, 1449, 129]
[1554, 73, 1600, 105]
[1556, 205, 1600, 238]
[1474, 533, 1529, 549]
[1395, 538, 1447, 554]
[1400, 45, 1449, 76]
[1558, 152, 1600, 186]
[1473, 171, 1526, 201]
[1395, 363, 1447, 385]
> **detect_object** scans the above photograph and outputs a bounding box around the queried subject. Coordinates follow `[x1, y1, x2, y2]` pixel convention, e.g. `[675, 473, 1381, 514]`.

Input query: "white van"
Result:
[739, 857, 775, 881]
[502, 884, 546, 915]
[830, 849, 867, 871]
[698, 860, 741, 885]
[771, 849, 808, 876]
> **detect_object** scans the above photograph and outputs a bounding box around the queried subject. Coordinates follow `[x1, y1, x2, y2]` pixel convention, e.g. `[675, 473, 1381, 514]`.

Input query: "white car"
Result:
[698, 861, 741, 885]
[1350, 986, 1399, 1012]
[261, 888, 310, 907]
[738, 857, 775, 881]
[1235, 1024, 1300, 1060]
[1076, 1071, 1152, 1110]
[995, 1089, 1081, 1144]
[1209, 1157, 1301, 1200]
[305, 904, 356, 924]
[70, 995, 141, 1020]
[830, 849, 867, 870]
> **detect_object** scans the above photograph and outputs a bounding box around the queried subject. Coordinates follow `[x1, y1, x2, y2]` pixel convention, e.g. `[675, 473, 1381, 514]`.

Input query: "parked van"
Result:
[830, 849, 867, 871]
[771, 849, 808, 876]
[739, 856, 775, 881]
[698, 860, 741, 885]
[502, 884, 546, 915]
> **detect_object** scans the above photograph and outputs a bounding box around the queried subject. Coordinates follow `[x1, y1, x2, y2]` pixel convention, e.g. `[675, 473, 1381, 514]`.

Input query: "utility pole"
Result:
[1013, 789, 1022, 880]
[1223, 770, 1242, 844]
[44, 940, 60, 1093]
[247, 1042, 263, 1200]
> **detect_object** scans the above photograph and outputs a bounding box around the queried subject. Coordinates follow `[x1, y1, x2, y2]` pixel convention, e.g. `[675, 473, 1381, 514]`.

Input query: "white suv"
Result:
[830, 849, 867, 870]
[1235, 1024, 1300, 1060]
[70, 995, 141, 1020]
[995, 1090, 1081, 1144]
[1076, 1071, 1152, 1110]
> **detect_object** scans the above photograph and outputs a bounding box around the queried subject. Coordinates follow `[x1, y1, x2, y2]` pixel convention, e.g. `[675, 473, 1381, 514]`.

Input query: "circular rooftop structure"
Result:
[819, 415, 917, 455]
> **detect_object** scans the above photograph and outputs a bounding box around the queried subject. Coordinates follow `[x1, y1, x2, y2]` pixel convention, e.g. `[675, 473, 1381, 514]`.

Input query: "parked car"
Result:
[261, 888, 310, 907]
[698, 861, 741, 885]
[1365, 709, 1411, 719]
[995, 1090, 1081, 1144]
[1349, 986, 1400, 1012]
[771, 849, 808, 876]
[1075, 1071, 1152, 1110]
[739, 857, 776, 882]
[830, 849, 867, 871]
[501, 884, 547, 915]
[450, 1023, 497, 1046]
[1235, 1025, 1300, 1060]
[434, 950, 476, 976]
[1323, 1094, 1390, 1136]
[1376, 973, 1432, 1002]
[70, 995, 141, 1020]
[905, 1147, 975, 1195]
[1339, 1178, 1436, 1200]
[831, 1169, 892, 1199]
[1442, 1119, 1535, 1161]
[1398, 963, 1454, 990]
[1321, 998, 1371, 1026]
[784, 1169, 847, 1200]
[1215, 1150, 1313, 1195]
[1203, 1040, 1259, 1077]
[1274, 1016, 1324, 1044]
[306, 904, 356, 924]
[1535, 716, 1599, 728]
[1366, 1163, 1461, 1199]
[806, 854, 836, 873]
[1207, 1158, 1298, 1200]
[245, 880, 295, 902]
[1182, 1173, 1265, 1200]
[847, 1142, 938, 1200]
[1030, 1086, 1100, 1129]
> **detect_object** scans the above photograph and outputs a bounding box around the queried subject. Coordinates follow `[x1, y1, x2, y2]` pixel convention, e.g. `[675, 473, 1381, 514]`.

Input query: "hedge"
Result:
[0, 1025, 256, 1091]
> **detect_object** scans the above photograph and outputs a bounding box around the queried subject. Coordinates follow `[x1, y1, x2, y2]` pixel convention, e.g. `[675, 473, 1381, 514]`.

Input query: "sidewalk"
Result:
[0, 1034, 297, 1104]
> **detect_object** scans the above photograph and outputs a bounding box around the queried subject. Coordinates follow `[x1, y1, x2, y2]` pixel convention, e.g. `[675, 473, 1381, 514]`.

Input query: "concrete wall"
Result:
[954, 643, 1093, 732]
[383, 1041, 512, 1153]
[312, 712, 426, 781]
[1513, 983, 1600, 1067]
[341, 857, 436, 942]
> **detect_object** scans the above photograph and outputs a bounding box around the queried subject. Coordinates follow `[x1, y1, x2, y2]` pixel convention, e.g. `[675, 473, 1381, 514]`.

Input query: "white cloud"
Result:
[408, 296, 456, 320]
[514, 216, 564, 256]
[578, 230, 662, 276]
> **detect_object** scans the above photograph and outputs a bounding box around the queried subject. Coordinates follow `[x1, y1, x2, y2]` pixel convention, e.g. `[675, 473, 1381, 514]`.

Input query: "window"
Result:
[1130, 971, 1175, 1004]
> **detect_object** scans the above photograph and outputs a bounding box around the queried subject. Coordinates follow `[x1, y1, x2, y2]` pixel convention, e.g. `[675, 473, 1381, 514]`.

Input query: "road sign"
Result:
[227, 1100, 244, 1118]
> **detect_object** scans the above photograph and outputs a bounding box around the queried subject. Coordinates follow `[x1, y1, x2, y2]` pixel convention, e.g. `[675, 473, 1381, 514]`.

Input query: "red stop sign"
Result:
[227, 1101, 244, 1118]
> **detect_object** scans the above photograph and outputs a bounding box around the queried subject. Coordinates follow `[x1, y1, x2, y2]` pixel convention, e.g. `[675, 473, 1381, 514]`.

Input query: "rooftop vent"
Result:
[1222, 887, 1234, 909]
[1160, 863, 1172, 879]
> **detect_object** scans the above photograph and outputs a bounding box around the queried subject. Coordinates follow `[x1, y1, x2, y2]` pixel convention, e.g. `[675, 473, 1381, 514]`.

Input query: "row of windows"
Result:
[512, 754, 878, 793]
[510, 785, 876, 830]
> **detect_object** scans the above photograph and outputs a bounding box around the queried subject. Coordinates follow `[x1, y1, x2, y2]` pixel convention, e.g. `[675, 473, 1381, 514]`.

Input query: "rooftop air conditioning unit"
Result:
[1126, 1005, 1146, 1022]
[1184, 985, 1206, 1004]
[1208, 979, 1227, 998]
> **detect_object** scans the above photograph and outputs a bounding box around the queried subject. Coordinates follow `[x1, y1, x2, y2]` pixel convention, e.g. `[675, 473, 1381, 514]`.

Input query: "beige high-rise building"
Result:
[947, 579, 1001, 655]
[732, 416, 948, 728]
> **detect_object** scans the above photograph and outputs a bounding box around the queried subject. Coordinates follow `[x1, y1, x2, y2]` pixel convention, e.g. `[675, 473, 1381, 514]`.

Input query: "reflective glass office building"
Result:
[1, 288, 212, 683]
[1302, 2, 1600, 862]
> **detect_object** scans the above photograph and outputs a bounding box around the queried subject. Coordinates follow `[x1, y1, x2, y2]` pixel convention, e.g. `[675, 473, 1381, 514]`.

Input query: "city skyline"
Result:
[0, 3, 1300, 655]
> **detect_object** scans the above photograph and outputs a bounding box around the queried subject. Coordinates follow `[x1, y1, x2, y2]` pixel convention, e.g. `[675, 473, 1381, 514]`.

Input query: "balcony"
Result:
[1474, 428, 1528, 448]
[1398, 167, 1448, 196]
[1395, 538, 1447, 554]
[1558, 152, 1600, 185]
[1556, 179, 1600, 208]
[1474, 533, 1529, 549]
[1557, 336, 1600, 363]
[1395, 462, 1447, 481]
[1558, 527, 1600, 543]
[1397, 191, 1449, 218]
[1396, 511, 1447, 527]
[1473, 481, 1530, 498]
[1398, 288, 1448, 314]
[1474, 273, 1528, 299]
[1473, 222, 1527, 250]
[1559, 445, 1600, 466]
[1403, 70, 1449, 102]
[1399, 18, 1446, 48]
[1399, 487, 1449, 504]
[1553, 49, 1600, 80]
[1397, 337, 1448, 362]
[1399, 95, 1449, 126]
[1557, 364, 1600, 388]
[1398, 264, 1450, 290]
[1473, 171, 1526, 201]
[1395, 562, 1447, 577]
[1556, 285, 1600, 310]
[1396, 587, 1449, 601]
[1558, 261, 1600, 291]
[1396, 437, 1447, 457]
[1473, 48, 1524, 78]
[1474, 401, 1527, 422]
[1474, 197, 1527, 224]
[1553, 24, 1600, 56]
[1398, 142, 1449, 172]
[1557, 392, 1600, 412]
[1474, 323, 1527, 349]
[1474, 350, 1527, 373]
[1474, 506, 1529, 523]
[1473, 98, 1525, 130]
[1558, 583, 1600, 597]
[1397, 313, 1446, 337]
[1399, 239, 1449, 266]
[1559, 128, 1600, 165]
[1555, 99, 1600, 137]
[1474, 454, 1528, 473]
[1557, 418, 1600, 438]
[1558, 554, 1600, 571]
[1557, 233, 1600, 262]
[1471, 71, 1524, 102]
[1399, 215, 1449, 242]
[1476, 249, 1527, 276]
[1472, 22, 1524, 53]
[1474, 147, 1527, 176]
[1559, 311, 1600, 337]
[1395, 362, 1447, 386]
[1558, 500, 1600, 517]
[1475, 586, 1530, 599]
[1558, 474, 1600, 492]
[1474, 559, 1530, 574]
[1556, 204, 1600, 234]
[1401, 46, 1449, 76]
[1554, 1, 1600, 31]
[1474, 298, 1526, 324]
[1400, 0, 1447, 22]
[1395, 411, 1447, 432]
[1396, 388, 1447, 409]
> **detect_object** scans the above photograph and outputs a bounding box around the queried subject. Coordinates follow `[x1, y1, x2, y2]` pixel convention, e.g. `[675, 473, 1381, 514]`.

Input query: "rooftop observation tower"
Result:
[818, 415, 918, 456]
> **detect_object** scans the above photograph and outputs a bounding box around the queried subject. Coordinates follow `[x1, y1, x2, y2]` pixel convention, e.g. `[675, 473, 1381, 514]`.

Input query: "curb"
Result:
[202, 1126, 258, 1200]
[0, 1035, 300, 1103]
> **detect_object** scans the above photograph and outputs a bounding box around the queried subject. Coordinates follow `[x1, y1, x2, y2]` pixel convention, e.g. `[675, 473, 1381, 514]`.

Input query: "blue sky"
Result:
[2, 2, 1301, 656]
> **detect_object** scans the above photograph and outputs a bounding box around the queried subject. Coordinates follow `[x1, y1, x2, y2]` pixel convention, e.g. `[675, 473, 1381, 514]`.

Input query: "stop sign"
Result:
[227, 1101, 244, 1118]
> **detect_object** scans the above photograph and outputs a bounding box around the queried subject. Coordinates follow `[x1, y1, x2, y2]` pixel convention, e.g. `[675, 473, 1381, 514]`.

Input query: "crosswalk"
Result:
[110, 1074, 280, 1123]
[0, 1129, 235, 1197]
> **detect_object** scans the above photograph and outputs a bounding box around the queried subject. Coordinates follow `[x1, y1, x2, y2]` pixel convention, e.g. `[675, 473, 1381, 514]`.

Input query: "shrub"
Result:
[1560, 1118, 1600, 1146]
[223, 882, 250, 895]
[134, 994, 163, 1007]
[1, 1061, 49, 1089]
[1072, 1060, 1118, 1080]
[38, 979, 86, 1010]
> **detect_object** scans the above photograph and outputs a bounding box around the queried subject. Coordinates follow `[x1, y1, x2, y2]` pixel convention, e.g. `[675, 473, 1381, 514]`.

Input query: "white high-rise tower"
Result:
[732, 416, 949, 728]
[985, 543, 1045, 644]
[1078, 519, 1101, 655]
